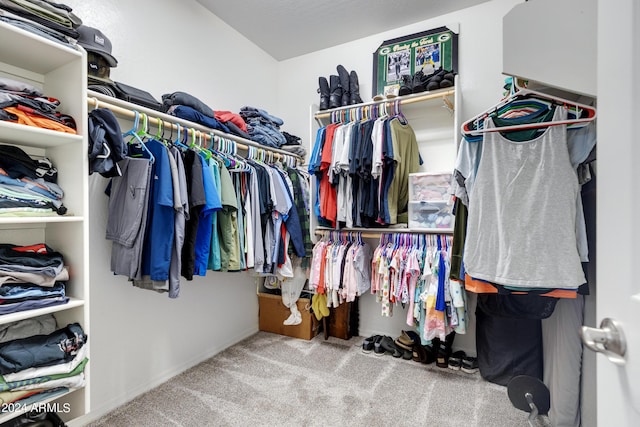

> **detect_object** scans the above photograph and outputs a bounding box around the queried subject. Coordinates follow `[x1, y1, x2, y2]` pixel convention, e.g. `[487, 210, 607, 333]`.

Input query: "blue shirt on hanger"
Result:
[141, 139, 175, 281]
[193, 154, 222, 276]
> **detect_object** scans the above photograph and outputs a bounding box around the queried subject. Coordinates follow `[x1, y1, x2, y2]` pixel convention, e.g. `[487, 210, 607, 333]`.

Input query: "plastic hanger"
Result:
[136, 113, 157, 141]
[172, 123, 189, 151]
[462, 83, 596, 137]
[122, 111, 155, 163]
[394, 100, 408, 124]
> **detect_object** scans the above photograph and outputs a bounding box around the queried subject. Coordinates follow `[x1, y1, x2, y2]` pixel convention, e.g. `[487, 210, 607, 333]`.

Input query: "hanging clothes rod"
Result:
[86, 90, 304, 163]
[314, 227, 453, 239]
[313, 88, 455, 120]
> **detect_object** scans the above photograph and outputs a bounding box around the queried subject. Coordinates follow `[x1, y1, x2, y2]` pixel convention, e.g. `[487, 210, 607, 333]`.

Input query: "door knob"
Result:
[580, 318, 627, 365]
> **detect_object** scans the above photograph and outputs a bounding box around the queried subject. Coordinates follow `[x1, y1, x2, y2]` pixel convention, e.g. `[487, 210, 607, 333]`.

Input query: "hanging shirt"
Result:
[464, 108, 586, 289]
[181, 150, 206, 280]
[233, 172, 246, 270]
[319, 124, 338, 226]
[387, 117, 421, 224]
[247, 165, 265, 271]
[193, 155, 222, 276]
[207, 159, 222, 271]
[168, 147, 189, 298]
[140, 140, 174, 282]
[217, 162, 240, 272]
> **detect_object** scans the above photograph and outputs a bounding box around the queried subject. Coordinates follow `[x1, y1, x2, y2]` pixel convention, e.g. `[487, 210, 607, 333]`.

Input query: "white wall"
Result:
[276, 0, 522, 354]
[63, 0, 279, 424]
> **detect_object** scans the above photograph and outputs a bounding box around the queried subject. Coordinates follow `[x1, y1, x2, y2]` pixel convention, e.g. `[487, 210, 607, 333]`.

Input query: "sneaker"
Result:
[362, 334, 381, 353]
[461, 356, 479, 374]
[373, 335, 387, 355]
[448, 350, 466, 371]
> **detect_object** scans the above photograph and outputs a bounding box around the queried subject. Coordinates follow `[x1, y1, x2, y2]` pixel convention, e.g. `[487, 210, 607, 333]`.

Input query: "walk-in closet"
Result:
[0, 0, 636, 426]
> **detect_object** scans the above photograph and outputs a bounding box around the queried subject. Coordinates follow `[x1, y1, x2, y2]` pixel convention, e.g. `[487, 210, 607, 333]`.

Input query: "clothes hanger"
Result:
[122, 111, 155, 163]
[172, 123, 189, 151]
[393, 100, 408, 124]
[136, 113, 156, 141]
[462, 81, 596, 137]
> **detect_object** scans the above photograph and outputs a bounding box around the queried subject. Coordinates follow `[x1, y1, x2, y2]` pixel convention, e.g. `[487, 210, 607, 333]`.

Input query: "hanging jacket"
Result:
[88, 108, 127, 177]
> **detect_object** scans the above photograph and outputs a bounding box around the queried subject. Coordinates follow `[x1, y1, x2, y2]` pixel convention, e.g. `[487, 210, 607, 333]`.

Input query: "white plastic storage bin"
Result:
[408, 172, 454, 231]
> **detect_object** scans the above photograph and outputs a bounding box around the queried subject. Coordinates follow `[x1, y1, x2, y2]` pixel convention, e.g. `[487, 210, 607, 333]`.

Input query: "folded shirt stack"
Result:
[0, 77, 77, 134]
[0, 320, 87, 407]
[0, 0, 82, 41]
[0, 144, 67, 216]
[0, 243, 69, 315]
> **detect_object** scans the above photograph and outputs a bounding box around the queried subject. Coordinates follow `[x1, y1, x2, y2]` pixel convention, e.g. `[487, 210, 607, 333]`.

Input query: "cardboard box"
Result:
[258, 293, 319, 340]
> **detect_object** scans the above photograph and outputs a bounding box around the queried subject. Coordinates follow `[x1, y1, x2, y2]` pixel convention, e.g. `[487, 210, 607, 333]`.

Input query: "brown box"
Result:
[258, 293, 319, 340]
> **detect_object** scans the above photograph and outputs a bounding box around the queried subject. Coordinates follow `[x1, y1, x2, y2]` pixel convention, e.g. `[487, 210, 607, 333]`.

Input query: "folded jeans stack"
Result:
[240, 106, 287, 149]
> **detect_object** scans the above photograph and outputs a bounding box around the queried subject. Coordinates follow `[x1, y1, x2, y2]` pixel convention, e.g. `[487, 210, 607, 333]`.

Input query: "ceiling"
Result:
[196, 0, 491, 61]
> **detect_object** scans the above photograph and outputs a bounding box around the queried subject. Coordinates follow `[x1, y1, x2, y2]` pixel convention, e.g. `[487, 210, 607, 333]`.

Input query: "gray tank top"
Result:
[464, 107, 586, 289]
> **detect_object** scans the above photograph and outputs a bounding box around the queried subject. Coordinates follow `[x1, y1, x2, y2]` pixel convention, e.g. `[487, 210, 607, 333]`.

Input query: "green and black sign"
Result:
[372, 27, 458, 98]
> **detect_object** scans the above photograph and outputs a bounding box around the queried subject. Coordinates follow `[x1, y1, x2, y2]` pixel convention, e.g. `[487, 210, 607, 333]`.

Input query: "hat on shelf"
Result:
[76, 25, 118, 67]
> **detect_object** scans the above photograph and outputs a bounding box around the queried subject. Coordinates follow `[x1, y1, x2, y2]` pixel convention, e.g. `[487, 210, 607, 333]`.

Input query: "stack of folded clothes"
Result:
[0, 77, 77, 134]
[0, 243, 70, 315]
[162, 91, 250, 139]
[239, 106, 287, 149]
[0, 1, 79, 47]
[279, 131, 306, 158]
[0, 0, 83, 47]
[0, 144, 66, 216]
[0, 319, 87, 408]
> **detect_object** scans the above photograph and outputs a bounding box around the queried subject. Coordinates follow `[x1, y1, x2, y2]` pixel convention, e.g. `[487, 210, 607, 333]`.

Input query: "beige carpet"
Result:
[88, 331, 531, 427]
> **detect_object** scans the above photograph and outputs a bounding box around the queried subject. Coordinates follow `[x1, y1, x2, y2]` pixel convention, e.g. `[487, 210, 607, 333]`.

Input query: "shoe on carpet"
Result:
[395, 330, 420, 351]
[461, 356, 479, 374]
[362, 334, 381, 353]
[373, 335, 387, 355]
[448, 350, 466, 371]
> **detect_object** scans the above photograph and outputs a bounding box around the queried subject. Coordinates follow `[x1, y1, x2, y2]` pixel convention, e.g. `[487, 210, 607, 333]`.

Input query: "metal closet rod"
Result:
[313, 88, 456, 119]
[86, 91, 303, 163]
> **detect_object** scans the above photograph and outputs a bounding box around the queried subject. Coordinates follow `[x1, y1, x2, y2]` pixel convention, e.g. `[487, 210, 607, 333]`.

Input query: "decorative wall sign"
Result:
[372, 26, 458, 98]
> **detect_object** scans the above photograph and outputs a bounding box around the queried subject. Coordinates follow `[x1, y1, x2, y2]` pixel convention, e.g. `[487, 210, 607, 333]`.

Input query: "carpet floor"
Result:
[88, 331, 533, 427]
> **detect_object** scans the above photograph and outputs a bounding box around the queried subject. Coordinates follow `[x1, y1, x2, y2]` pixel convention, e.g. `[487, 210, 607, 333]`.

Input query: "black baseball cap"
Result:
[77, 25, 118, 67]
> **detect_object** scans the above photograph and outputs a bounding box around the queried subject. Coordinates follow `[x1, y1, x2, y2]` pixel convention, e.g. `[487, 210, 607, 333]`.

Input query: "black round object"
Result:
[507, 375, 550, 415]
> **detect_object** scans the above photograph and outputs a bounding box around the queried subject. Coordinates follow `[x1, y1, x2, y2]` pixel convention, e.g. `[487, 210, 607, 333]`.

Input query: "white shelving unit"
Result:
[310, 83, 460, 237]
[0, 20, 89, 424]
